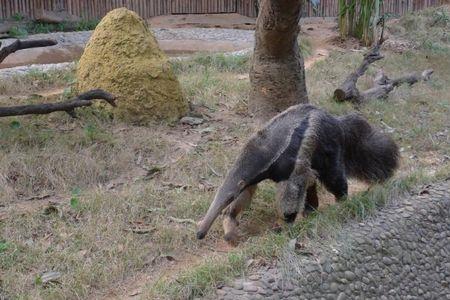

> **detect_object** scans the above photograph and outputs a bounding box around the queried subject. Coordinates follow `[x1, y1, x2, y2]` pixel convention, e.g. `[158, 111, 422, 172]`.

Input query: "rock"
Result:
[233, 281, 243, 290]
[344, 271, 356, 281]
[77, 8, 187, 123]
[337, 292, 347, 300]
[248, 275, 260, 281]
[382, 257, 393, 265]
[330, 282, 339, 292]
[40, 271, 61, 284]
[34, 8, 81, 23]
[243, 282, 258, 292]
[180, 116, 204, 125]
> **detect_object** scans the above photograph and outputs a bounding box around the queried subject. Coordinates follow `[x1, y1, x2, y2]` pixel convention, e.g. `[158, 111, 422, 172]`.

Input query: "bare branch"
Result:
[333, 19, 433, 105]
[0, 89, 116, 118]
[0, 39, 57, 63]
[333, 39, 385, 103]
[359, 69, 434, 101]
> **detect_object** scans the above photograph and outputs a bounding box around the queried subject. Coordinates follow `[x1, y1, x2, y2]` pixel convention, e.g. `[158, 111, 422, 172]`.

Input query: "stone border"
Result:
[215, 180, 449, 300]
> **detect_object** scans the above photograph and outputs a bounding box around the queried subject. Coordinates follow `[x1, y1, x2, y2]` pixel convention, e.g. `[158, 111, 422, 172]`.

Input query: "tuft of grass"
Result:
[7, 25, 28, 38]
[6, 19, 99, 38]
[171, 52, 251, 74]
[299, 36, 313, 58]
[388, 5, 450, 53]
[0, 67, 76, 96]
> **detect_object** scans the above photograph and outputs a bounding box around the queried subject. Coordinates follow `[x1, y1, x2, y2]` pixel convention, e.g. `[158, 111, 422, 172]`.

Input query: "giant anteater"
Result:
[197, 104, 399, 243]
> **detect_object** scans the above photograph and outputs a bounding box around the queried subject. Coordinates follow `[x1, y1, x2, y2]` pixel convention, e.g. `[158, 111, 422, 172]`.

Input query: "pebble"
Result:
[382, 257, 393, 265]
[180, 116, 204, 125]
[344, 271, 356, 281]
[248, 275, 260, 281]
[243, 282, 258, 293]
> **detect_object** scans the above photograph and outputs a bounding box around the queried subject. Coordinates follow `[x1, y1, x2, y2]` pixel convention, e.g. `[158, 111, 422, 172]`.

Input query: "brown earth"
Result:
[148, 13, 256, 29]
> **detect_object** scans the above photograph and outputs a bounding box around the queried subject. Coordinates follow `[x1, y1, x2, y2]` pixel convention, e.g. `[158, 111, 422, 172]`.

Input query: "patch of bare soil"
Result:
[159, 39, 253, 56]
[148, 13, 256, 30]
[301, 20, 340, 69]
[104, 238, 238, 299]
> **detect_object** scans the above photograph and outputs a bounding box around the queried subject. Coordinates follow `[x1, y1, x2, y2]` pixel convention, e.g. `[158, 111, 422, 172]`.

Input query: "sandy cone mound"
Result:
[76, 8, 187, 123]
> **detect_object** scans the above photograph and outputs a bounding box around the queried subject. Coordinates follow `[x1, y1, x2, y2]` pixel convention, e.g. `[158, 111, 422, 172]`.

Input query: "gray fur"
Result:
[197, 104, 399, 240]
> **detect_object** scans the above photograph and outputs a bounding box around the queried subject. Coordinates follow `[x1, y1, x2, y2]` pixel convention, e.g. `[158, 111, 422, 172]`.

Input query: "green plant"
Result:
[8, 25, 28, 38]
[431, 7, 450, 27]
[11, 13, 25, 22]
[70, 187, 81, 209]
[339, 0, 381, 45]
[75, 19, 99, 31]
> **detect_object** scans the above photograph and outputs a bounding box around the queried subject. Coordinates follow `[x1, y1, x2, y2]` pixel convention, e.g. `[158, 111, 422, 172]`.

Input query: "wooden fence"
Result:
[0, 0, 448, 20]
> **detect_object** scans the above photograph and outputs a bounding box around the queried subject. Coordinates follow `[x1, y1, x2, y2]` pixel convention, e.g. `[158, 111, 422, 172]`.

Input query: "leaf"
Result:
[34, 275, 43, 286]
[70, 197, 79, 209]
[10, 120, 21, 129]
[43, 204, 59, 215]
[0, 241, 10, 252]
[71, 187, 81, 196]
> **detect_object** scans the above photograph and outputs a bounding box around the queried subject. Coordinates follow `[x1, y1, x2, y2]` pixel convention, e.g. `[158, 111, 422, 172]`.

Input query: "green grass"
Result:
[388, 5, 450, 53]
[0, 67, 76, 96]
[6, 19, 99, 38]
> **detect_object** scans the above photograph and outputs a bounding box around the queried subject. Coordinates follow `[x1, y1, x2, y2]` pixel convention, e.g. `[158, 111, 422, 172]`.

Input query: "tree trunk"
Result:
[249, 0, 308, 122]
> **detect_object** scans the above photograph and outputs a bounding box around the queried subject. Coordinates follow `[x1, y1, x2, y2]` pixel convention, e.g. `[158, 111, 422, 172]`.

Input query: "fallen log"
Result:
[333, 18, 433, 105]
[360, 69, 433, 100]
[0, 89, 116, 118]
[34, 8, 81, 24]
[333, 43, 433, 104]
[0, 39, 57, 63]
[333, 40, 384, 102]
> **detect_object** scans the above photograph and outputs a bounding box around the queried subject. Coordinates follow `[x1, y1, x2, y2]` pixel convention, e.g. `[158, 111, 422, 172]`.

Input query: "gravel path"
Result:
[1, 28, 254, 48]
[214, 180, 450, 300]
[0, 28, 254, 78]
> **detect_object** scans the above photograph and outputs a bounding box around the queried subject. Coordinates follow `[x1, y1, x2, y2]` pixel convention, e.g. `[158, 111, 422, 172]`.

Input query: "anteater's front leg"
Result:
[277, 161, 316, 224]
[222, 185, 257, 245]
[304, 181, 319, 216]
[318, 156, 348, 201]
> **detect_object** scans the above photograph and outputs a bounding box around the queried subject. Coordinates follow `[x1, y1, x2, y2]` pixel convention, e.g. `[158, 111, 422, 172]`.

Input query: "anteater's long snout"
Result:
[196, 175, 243, 239]
[196, 191, 234, 240]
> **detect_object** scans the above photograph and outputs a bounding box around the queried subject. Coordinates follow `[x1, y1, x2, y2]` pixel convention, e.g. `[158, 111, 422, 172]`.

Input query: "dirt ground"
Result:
[148, 13, 256, 29]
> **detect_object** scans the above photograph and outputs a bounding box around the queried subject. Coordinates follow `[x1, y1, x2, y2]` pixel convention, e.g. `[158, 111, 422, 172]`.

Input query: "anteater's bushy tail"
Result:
[339, 113, 400, 183]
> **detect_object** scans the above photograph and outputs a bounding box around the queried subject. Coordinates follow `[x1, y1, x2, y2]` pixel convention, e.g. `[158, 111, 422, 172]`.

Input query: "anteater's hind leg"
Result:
[303, 181, 319, 216]
[222, 185, 257, 245]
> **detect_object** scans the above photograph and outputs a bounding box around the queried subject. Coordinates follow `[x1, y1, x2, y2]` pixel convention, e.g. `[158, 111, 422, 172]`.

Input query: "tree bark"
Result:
[0, 39, 57, 64]
[249, 0, 308, 122]
[0, 89, 116, 118]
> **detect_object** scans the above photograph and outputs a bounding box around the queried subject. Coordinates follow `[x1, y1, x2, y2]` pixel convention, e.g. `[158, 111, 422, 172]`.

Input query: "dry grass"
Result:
[1, 8, 449, 299]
